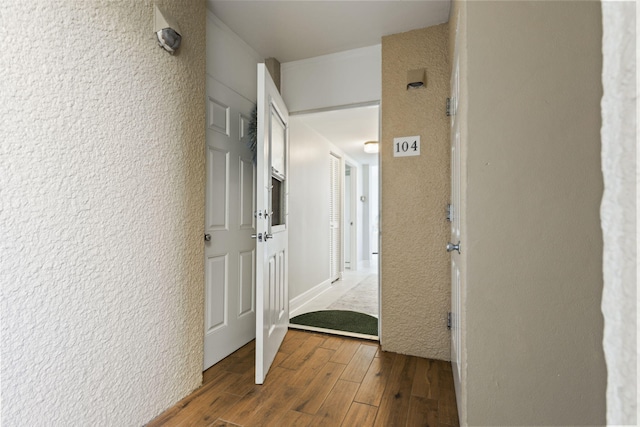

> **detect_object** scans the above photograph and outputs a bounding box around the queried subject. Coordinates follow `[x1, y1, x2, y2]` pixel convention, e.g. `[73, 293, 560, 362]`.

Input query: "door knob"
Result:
[204, 233, 211, 241]
[264, 233, 273, 240]
[446, 241, 460, 254]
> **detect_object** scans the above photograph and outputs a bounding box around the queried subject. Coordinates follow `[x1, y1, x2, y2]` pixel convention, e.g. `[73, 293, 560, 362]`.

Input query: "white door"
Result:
[203, 75, 256, 370]
[449, 53, 463, 386]
[255, 64, 289, 384]
[329, 153, 341, 282]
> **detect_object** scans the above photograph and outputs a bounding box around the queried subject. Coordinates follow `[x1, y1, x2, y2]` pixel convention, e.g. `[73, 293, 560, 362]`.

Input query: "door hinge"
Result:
[446, 98, 451, 117]
[446, 203, 453, 222]
[447, 312, 452, 330]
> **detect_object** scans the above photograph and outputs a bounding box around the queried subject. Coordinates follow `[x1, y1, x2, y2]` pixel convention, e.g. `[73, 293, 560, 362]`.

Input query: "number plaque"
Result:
[393, 136, 420, 157]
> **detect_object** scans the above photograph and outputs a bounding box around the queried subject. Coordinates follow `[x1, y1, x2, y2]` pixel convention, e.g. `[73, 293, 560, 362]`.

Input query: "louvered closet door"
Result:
[329, 153, 341, 282]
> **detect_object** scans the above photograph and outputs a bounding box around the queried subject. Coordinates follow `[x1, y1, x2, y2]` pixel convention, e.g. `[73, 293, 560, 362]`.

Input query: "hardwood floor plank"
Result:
[279, 329, 314, 354]
[270, 410, 315, 427]
[288, 347, 335, 388]
[329, 339, 362, 364]
[146, 331, 460, 427]
[411, 358, 440, 400]
[312, 380, 360, 427]
[340, 344, 378, 383]
[218, 367, 289, 425]
[438, 361, 460, 426]
[353, 353, 396, 407]
[175, 392, 241, 427]
[294, 361, 346, 414]
[340, 402, 378, 427]
[406, 396, 438, 427]
[279, 335, 325, 370]
[319, 335, 344, 350]
[372, 354, 418, 427]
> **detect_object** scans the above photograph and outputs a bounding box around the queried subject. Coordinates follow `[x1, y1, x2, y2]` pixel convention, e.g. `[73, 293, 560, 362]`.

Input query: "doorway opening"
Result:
[287, 103, 380, 339]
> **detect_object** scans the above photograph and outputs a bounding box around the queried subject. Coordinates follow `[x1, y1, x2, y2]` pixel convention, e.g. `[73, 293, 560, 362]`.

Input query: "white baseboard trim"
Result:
[289, 278, 333, 317]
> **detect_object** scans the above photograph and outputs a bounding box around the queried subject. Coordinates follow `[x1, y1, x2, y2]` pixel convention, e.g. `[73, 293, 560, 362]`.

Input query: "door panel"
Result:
[203, 75, 256, 370]
[255, 64, 289, 384]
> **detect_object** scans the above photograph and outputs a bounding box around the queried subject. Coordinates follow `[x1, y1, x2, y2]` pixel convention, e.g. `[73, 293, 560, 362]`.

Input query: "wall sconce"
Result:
[364, 141, 379, 154]
[407, 68, 427, 90]
[154, 4, 182, 54]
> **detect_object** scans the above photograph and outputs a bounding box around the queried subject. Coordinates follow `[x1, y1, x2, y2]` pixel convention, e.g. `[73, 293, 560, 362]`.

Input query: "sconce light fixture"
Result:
[154, 4, 182, 54]
[364, 141, 379, 154]
[407, 68, 427, 90]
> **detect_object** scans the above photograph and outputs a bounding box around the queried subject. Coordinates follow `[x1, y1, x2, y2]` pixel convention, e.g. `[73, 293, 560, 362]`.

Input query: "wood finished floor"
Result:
[147, 330, 459, 427]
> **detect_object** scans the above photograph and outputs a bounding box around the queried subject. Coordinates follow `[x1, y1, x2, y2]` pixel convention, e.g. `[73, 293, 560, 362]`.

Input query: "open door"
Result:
[255, 64, 289, 384]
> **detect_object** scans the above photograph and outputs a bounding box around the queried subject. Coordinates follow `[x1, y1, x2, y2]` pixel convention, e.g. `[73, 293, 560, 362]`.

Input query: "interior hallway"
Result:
[147, 329, 459, 426]
[290, 259, 379, 319]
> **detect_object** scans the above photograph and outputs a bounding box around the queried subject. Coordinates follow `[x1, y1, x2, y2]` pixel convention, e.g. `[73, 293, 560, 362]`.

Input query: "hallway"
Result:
[147, 330, 459, 426]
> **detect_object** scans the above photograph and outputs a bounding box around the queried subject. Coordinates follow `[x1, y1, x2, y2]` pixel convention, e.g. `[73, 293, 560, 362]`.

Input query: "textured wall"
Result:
[1, 1, 205, 425]
[381, 25, 451, 360]
[600, 1, 637, 424]
[465, 2, 606, 424]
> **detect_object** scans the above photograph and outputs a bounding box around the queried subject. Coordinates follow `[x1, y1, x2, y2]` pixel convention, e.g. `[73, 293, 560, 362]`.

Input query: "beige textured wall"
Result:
[464, 1, 606, 424]
[381, 24, 451, 360]
[1, 1, 205, 425]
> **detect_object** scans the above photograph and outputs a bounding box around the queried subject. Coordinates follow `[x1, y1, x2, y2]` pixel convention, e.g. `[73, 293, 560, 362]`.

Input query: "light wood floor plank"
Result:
[329, 339, 361, 364]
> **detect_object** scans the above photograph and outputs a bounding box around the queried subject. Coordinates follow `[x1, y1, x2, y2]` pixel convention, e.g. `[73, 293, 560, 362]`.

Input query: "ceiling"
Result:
[207, 1, 451, 63]
[295, 105, 379, 165]
[207, 1, 450, 166]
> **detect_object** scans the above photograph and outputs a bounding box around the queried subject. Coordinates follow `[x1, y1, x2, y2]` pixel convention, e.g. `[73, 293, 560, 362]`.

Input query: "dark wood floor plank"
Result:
[208, 420, 242, 427]
[412, 357, 440, 400]
[353, 353, 396, 407]
[294, 361, 346, 414]
[438, 361, 460, 426]
[279, 329, 315, 354]
[372, 354, 418, 427]
[312, 379, 360, 427]
[340, 344, 378, 383]
[406, 395, 438, 427]
[340, 402, 378, 427]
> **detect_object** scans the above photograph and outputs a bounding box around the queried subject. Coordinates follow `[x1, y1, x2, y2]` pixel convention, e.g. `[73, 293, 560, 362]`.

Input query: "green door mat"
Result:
[290, 310, 378, 336]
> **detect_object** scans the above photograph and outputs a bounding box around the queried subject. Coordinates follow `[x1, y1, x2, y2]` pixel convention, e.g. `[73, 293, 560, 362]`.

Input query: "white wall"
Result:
[281, 46, 381, 112]
[1, 1, 205, 425]
[600, 1, 637, 424]
[207, 12, 262, 103]
[288, 118, 361, 301]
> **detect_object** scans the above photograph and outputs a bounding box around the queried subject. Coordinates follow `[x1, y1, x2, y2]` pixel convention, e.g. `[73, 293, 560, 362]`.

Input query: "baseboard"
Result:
[289, 278, 332, 317]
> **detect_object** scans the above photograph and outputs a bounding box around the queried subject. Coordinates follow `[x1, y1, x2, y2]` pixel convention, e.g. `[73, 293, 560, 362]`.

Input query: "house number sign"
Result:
[393, 136, 421, 157]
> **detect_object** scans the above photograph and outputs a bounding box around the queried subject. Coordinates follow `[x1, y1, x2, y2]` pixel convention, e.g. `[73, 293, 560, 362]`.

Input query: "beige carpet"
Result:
[327, 275, 378, 317]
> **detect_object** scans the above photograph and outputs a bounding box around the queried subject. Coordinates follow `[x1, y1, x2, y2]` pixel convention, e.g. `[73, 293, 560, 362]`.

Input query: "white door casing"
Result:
[255, 64, 289, 384]
[203, 75, 256, 370]
[329, 153, 342, 282]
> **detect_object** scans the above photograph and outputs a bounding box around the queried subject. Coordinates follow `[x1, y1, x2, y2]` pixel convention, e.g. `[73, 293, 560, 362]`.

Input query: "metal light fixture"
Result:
[154, 4, 182, 54]
[364, 141, 379, 154]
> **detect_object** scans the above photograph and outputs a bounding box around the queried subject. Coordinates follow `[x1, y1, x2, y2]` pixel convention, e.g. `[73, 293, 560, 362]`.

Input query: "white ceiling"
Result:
[207, 1, 450, 166]
[207, 1, 451, 63]
[295, 105, 379, 165]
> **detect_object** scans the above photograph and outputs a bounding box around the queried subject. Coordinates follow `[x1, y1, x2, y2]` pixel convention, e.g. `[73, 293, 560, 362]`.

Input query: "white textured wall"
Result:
[281, 46, 381, 113]
[1, 1, 205, 426]
[600, 1, 637, 424]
